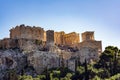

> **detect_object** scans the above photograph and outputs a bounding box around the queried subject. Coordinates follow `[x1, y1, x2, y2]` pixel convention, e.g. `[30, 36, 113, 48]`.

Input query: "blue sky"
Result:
[0, 0, 120, 50]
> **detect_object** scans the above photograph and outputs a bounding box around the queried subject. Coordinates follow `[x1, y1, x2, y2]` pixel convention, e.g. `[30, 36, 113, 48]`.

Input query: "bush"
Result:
[92, 75, 101, 80]
[19, 75, 33, 80]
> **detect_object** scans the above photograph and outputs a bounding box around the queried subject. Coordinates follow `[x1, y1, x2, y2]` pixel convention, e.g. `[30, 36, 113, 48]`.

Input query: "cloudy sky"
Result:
[0, 0, 120, 50]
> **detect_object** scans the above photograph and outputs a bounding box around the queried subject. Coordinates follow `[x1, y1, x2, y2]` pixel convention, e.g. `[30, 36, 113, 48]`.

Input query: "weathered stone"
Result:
[0, 25, 103, 76]
[0, 49, 27, 80]
[0, 49, 27, 70]
[46, 30, 54, 44]
[54, 31, 65, 45]
[54, 32, 80, 46]
[72, 47, 99, 63]
[10, 24, 45, 41]
[82, 31, 94, 41]
[67, 59, 75, 71]
[0, 38, 45, 51]
[63, 32, 80, 46]
[27, 51, 59, 74]
[76, 40, 102, 54]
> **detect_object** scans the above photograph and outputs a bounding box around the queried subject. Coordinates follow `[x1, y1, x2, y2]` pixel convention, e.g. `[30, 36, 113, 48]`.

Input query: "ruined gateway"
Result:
[0, 24, 102, 78]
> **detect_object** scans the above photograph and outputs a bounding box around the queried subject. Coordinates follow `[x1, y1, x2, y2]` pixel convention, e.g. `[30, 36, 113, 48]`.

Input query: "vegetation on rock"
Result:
[17, 46, 120, 80]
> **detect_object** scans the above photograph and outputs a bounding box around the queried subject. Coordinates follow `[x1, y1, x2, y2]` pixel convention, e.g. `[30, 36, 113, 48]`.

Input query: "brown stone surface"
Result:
[0, 25, 102, 55]
[0, 38, 45, 51]
[9, 25, 80, 46]
[54, 31, 65, 45]
[63, 32, 79, 46]
[0, 38, 11, 49]
[1, 26, 102, 53]
[10, 24, 45, 41]
[54, 32, 80, 46]
[46, 30, 54, 44]
[82, 31, 94, 41]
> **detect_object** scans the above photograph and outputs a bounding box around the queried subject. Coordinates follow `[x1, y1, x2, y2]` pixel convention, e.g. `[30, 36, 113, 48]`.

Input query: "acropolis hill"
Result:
[0, 24, 102, 74]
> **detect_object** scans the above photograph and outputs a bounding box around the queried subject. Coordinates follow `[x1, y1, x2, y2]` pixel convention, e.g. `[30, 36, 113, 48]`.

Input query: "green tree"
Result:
[84, 59, 89, 80]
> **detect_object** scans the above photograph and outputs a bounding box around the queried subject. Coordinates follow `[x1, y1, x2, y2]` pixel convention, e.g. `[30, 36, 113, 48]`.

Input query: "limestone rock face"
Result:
[0, 49, 26, 70]
[27, 50, 75, 73]
[73, 47, 99, 63]
[27, 51, 59, 74]
[76, 40, 102, 54]
[0, 49, 27, 80]
[47, 44, 72, 60]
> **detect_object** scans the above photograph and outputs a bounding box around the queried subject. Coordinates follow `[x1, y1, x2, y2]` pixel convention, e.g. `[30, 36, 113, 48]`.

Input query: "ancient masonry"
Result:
[54, 31, 79, 46]
[46, 30, 54, 44]
[0, 24, 102, 52]
[9, 24, 80, 46]
[10, 24, 45, 41]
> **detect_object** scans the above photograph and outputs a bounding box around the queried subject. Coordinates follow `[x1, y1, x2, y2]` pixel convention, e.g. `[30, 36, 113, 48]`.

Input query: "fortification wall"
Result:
[54, 31, 65, 45]
[0, 38, 28, 49]
[0, 38, 46, 51]
[82, 31, 94, 41]
[9, 25, 80, 46]
[46, 30, 54, 44]
[63, 32, 80, 45]
[10, 24, 45, 41]
[54, 32, 80, 46]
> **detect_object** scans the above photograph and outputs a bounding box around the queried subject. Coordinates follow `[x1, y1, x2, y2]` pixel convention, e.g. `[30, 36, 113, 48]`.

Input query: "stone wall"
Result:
[63, 32, 80, 46]
[10, 24, 45, 41]
[46, 30, 54, 44]
[1, 38, 15, 49]
[9, 25, 82, 46]
[0, 38, 45, 51]
[54, 32, 80, 46]
[54, 31, 65, 45]
[72, 47, 99, 63]
[82, 31, 94, 41]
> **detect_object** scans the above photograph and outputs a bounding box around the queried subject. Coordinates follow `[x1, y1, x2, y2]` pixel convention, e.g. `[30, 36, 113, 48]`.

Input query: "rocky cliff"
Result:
[0, 49, 27, 80]
[0, 25, 102, 80]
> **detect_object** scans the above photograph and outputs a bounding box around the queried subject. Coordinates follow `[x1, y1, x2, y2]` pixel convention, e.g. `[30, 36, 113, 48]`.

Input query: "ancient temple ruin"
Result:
[0, 24, 102, 52]
[9, 24, 80, 46]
